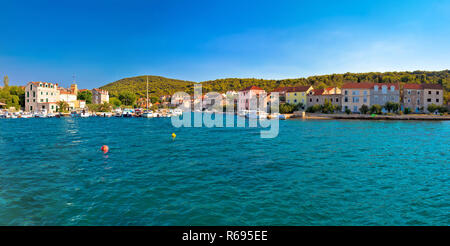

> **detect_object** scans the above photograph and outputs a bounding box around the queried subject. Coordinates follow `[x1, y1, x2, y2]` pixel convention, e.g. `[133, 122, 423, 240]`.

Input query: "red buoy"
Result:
[101, 145, 109, 154]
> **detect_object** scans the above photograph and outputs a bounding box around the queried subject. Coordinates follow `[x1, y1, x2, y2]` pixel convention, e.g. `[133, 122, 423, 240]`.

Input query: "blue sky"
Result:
[0, 0, 449, 89]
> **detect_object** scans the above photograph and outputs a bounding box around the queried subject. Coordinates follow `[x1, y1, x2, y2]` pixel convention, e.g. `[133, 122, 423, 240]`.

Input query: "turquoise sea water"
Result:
[0, 115, 448, 225]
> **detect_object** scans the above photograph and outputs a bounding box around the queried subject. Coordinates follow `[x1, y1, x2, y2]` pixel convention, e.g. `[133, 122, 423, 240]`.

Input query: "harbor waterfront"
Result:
[0, 116, 448, 225]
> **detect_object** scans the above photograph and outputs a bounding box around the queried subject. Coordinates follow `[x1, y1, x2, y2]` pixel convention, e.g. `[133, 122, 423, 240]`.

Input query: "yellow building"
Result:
[286, 86, 313, 105]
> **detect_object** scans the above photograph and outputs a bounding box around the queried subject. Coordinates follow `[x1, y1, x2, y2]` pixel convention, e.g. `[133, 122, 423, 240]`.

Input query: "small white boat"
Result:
[171, 109, 182, 116]
[142, 110, 154, 118]
[34, 111, 48, 118]
[122, 109, 133, 117]
[99, 112, 112, 117]
[80, 112, 91, 118]
[20, 113, 33, 118]
[47, 113, 56, 118]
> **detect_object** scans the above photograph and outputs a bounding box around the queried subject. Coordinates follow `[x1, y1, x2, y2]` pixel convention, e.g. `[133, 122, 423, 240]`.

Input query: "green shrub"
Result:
[345, 108, 351, 115]
[359, 104, 369, 114]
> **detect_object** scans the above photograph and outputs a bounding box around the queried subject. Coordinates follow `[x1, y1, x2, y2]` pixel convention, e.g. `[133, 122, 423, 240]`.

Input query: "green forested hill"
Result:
[100, 75, 195, 97]
[100, 70, 450, 101]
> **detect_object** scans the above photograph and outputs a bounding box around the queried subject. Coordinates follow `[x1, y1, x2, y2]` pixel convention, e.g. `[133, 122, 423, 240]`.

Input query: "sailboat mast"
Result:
[146, 76, 149, 110]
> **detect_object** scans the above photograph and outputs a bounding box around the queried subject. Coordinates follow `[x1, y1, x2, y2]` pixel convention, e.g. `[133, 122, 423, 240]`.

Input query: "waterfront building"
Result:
[307, 87, 342, 108]
[371, 83, 400, 112]
[137, 97, 153, 108]
[223, 91, 238, 107]
[422, 83, 444, 112]
[238, 86, 266, 112]
[25, 82, 86, 113]
[25, 82, 60, 113]
[402, 84, 423, 113]
[285, 86, 313, 105]
[92, 88, 109, 104]
[341, 83, 373, 113]
[59, 84, 85, 110]
[271, 87, 293, 103]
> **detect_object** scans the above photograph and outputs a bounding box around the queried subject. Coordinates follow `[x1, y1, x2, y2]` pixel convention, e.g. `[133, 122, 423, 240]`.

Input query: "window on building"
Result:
[382, 86, 387, 94]
[344, 97, 348, 102]
[294, 93, 297, 96]
[30, 106, 33, 110]
[316, 98, 319, 102]
[33, 92, 35, 97]
[363, 97, 367, 103]
[353, 106, 357, 112]
[27, 92, 29, 97]
[428, 91, 431, 94]
[427, 98, 431, 102]
[344, 90, 348, 95]
[390, 86, 395, 91]
[336, 98, 339, 102]
[46, 98, 48, 102]
[407, 90, 411, 95]
[436, 99, 439, 102]
[309, 98, 312, 102]
[30, 85, 33, 90]
[436, 91, 439, 95]
[374, 85, 378, 91]
[294, 99, 297, 103]
[363, 90, 367, 95]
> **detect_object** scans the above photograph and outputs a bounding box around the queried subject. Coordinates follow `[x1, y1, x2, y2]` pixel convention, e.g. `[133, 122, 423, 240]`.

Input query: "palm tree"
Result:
[57, 101, 69, 113]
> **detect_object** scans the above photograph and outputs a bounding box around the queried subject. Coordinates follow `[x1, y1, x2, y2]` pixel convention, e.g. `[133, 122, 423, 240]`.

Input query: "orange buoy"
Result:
[101, 145, 109, 154]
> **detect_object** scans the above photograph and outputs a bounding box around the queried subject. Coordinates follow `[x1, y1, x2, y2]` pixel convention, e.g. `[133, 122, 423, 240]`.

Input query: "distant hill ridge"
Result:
[100, 70, 450, 99]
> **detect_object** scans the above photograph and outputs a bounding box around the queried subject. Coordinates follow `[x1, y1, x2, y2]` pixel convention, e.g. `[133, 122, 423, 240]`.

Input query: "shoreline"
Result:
[296, 113, 450, 121]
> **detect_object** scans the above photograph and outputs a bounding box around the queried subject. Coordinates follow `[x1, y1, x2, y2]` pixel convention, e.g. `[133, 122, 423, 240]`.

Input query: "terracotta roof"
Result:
[93, 88, 108, 94]
[311, 89, 325, 95]
[59, 89, 75, 95]
[27, 81, 58, 86]
[403, 84, 422, 89]
[239, 86, 264, 91]
[272, 87, 291, 93]
[286, 86, 311, 92]
[421, 83, 443, 90]
[342, 82, 374, 89]
[373, 83, 400, 90]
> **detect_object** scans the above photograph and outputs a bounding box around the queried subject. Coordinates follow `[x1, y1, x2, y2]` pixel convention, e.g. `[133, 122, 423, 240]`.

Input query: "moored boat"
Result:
[142, 110, 154, 118]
